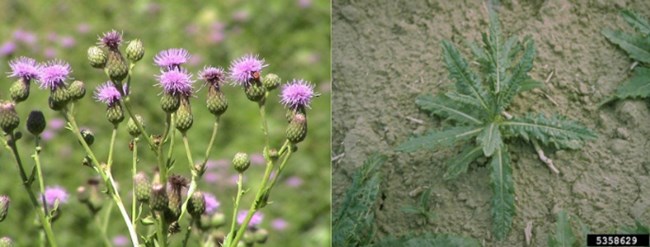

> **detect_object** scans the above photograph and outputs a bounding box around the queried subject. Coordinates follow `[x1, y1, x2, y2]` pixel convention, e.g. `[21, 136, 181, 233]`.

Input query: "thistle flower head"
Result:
[237, 210, 263, 226]
[156, 68, 194, 96]
[8, 57, 41, 80]
[199, 66, 226, 86]
[94, 82, 124, 106]
[229, 54, 267, 86]
[280, 79, 315, 109]
[204, 192, 220, 215]
[99, 30, 122, 49]
[38, 60, 71, 90]
[154, 48, 190, 70]
[42, 186, 69, 207]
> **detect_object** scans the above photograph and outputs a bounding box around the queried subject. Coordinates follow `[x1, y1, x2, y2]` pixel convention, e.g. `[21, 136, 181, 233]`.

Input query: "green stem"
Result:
[266, 142, 293, 192]
[98, 202, 113, 247]
[121, 97, 156, 152]
[156, 211, 168, 247]
[227, 174, 245, 245]
[229, 160, 275, 247]
[62, 108, 139, 247]
[32, 137, 47, 218]
[201, 118, 220, 169]
[131, 137, 139, 230]
[94, 216, 112, 247]
[177, 133, 197, 223]
[159, 113, 172, 184]
[108, 126, 118, 168]
[258, 99, 270, 150]
[5, 132, 58, 247]
[181, 219, 194, 247]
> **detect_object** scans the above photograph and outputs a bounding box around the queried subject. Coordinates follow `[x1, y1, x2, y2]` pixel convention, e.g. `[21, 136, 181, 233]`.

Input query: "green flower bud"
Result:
[253, 228, 269, 244]
[262, 73, 281, 91]
[243, 231, 255, 245]
[68, 80, 86, 101]
[87, 46, 107, 69]
[106, 104, 124, 125]
[9, 79, 29, 103]
[106, 49, 128, 82]
[232, 152, 250, 173]
[127, 115, 144, 137]
[286, 113, 307, 144]
[285, 107, 306, 123]
[244, 83, 266, 102]
[209, 212, 226, 228]
[49, 87, 70, 111]
[150, 183, 168, 211]
[125, 39, 144, 62]
[160, 93, 180, 113]
[0, 196, 9, 222]
[26, 110, 46, 136]
[134, 172, 151, 203]
[206, 86, 228, 116]
[81, 129, 95, 146]
[167, 175, 188, 219]
[0, 102, 19, 134]
[175, 98, 193, 132]
[0, 237, 14, 247]
[187, 191, 205, 218]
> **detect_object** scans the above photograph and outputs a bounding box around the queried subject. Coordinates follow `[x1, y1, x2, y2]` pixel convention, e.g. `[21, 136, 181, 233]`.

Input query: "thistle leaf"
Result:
[477, 123, 503, 157]
[518, 78, 544, 92]
[416, 94, 483, 125]
[614, 66, 650, 99]
[441, 40, 491, 111]
[602, 29, 650, 64]
[396, 126, 483, 152]
[444, 145, 482, 180]
[619, 220, 650, 234]
[548, 210, 577, 247]
[333, 154, 387, 247]
[490, 148, 515, 241]
[370, 233, 481, 247]
[621, 10, 650, 35]
[502, 114, 597, 149]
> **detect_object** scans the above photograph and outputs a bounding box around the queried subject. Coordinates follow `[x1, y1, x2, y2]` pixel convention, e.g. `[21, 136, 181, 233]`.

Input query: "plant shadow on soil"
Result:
[332, 0, 650, 246]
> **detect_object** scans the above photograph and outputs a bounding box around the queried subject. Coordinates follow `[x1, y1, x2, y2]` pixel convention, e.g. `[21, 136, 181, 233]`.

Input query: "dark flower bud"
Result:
[134, 172, 151, 203]
[0, 196, 9, 222]
[187, 191, 205, 218]
[26, 110, 46, 136]
[127, 114, 144, 137]
[125, 39, 144, 62]
[87, 46, 107, 68]
[262, 73, 280, 91]
[150, 183, 168, 211]
[232, 152, 250, 173]
[106, 104, 124, 125]
[81, 129, 95, 146]
[9, 79, 29, 103]
[68, 80, 86, 101]
[286, 113, 307, 144]
[175, 98, 193, 132]
[0, 102, 19, 133]
[160, 93, 180, 113]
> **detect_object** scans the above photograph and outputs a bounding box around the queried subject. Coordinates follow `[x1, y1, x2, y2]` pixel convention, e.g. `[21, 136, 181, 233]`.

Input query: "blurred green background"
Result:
[0, 0, 330, 246]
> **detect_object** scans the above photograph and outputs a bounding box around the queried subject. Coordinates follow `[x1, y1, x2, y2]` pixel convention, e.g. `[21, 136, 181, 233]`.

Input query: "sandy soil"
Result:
[332, 0, 650, 245]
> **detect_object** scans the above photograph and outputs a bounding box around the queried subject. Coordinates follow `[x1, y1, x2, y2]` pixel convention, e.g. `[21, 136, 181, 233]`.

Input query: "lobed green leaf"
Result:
[602, 29, 650, 64]
[370, 233, 481, 247]
[614, 66, 650, 99]
[416, 94, 483, 125]
[621, 10, 650, 35]
[477, 123, 503, 157]
[548, 210, 577, 247]
[441, 40, 491, 111]
[444, 145, 483, 180]
[396, 126, 483, 152]
[502, 114, 597, 150]
[490, 148, 515, 241]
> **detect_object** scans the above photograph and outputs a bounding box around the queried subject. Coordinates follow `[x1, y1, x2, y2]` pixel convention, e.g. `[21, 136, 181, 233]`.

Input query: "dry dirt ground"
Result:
[332, 0, 650, 246]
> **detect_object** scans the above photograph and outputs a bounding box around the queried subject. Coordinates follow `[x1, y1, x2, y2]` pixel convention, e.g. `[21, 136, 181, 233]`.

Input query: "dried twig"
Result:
[531, 139, 559, 174]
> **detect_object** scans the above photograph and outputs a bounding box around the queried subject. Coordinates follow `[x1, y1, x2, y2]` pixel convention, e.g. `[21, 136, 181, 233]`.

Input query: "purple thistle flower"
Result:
[204, 193, 220, 215]
[228, 54, 267, 86]
[0, 41, 16, 57]
[94, 82, 123, 106]
[156, 68, 194, 96]
[43, 48, 58, 59]
[99, 30, 122, 49]
[280, 79, 315, 109]
[48, 118, 65, 130]
[77, 23, 91, 34]
[13, 29, 37, 45]
[38, 60, 71, 90]
[112, 235, 129, 247]
[271, 218, 288, 231]
[203, 172, 220, 184]
[59, 36, 76, 48]
[199, 66, 225, 85]
[41, 129, 55, 141]
[237, 210, 263, 226]
[8, 57, 41, 81]
[42, 186, 69, 207]
[154, 48, 191, 70]
[285, 176, 303, 187]
[250, 153, 265, 165]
